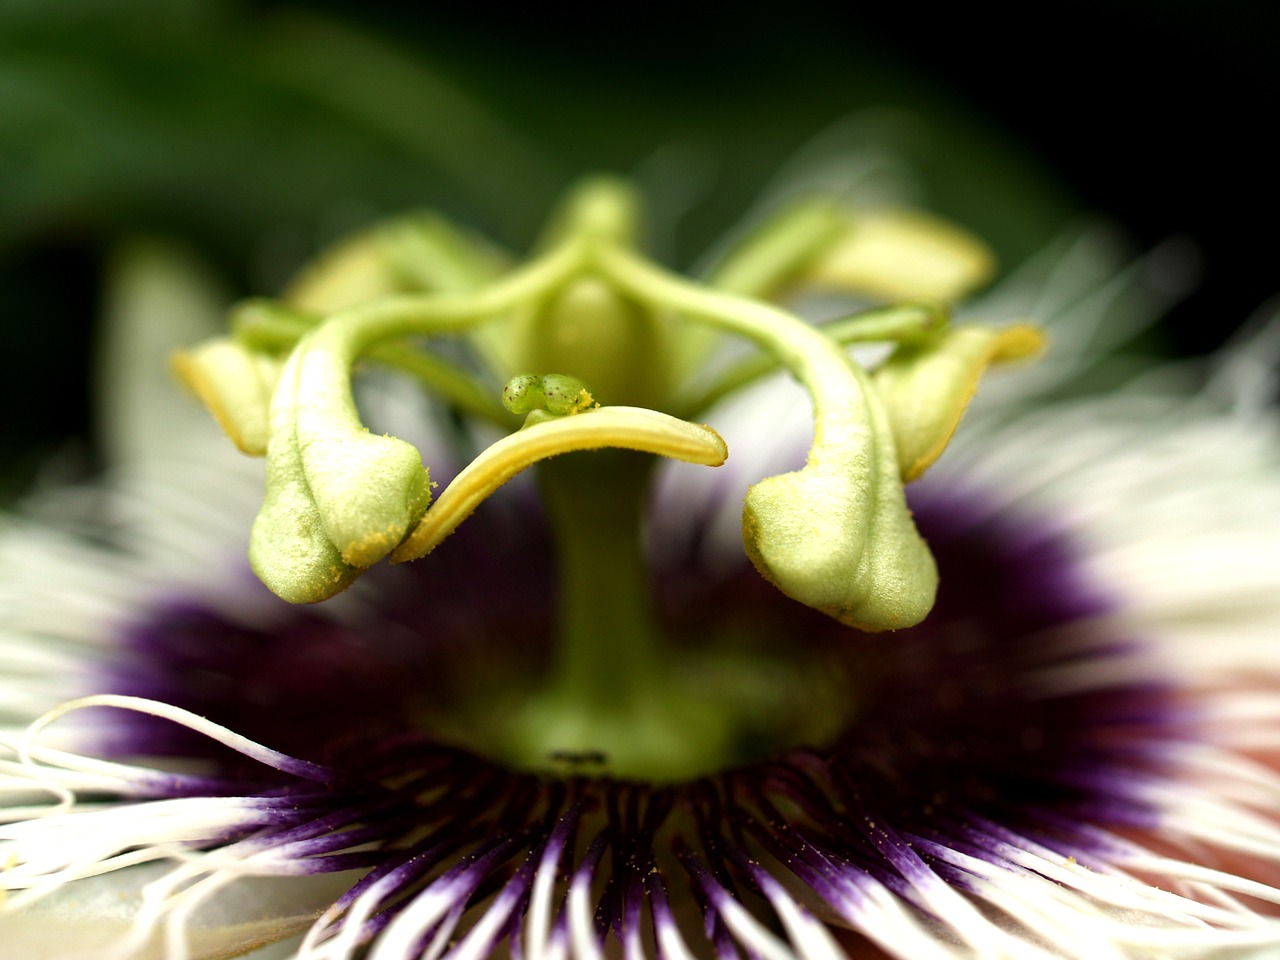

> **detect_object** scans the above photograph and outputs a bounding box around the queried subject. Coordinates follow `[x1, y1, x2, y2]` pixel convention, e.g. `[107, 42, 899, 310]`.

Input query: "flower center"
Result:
[168, 176, 1041, 784]
[486, 451, 853, 781]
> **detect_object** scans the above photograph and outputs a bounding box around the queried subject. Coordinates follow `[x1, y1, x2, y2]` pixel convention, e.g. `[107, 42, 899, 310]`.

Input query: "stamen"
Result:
[256, 341, 431, 578]
[597, 244, 937, 630]
[873, 323, 1044, 481]
[800, 208, 996, 302]
[284, 212, 507, 315]
[200, 240, 586, 603]
[705, 200, 846, 298]
[171, 338, 282, 456]
[391, 407, 727, 562]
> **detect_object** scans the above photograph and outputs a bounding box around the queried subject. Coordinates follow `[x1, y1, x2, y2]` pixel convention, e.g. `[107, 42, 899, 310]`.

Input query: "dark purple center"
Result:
[103, 509, 557, 772]
[98, 477, 1180, 940]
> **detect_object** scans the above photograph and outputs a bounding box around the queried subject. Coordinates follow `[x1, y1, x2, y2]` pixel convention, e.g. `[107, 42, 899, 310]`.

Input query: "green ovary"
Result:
[514, 275, 672, 410]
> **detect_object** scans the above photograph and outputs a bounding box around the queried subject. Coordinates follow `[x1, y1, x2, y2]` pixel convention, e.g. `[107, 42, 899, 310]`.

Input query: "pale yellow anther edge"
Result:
[804, 209, 996, 302]
[875, 323, 1045, 482]
[390, 407, 727, 562]
[171, 338, 282, 456]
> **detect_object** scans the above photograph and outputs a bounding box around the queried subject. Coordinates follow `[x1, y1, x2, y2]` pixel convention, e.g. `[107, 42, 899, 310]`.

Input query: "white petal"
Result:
[0, 862, 352, 960]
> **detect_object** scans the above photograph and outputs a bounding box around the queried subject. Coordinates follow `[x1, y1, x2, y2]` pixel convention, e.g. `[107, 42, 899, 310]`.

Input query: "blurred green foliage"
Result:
[1, 0, 1073, 261]
[2, 0, 1165, 491]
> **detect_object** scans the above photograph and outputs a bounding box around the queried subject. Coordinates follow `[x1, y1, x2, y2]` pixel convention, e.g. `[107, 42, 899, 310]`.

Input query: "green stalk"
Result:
[505, 452, 731, 781]
[539, 454, 664, 712]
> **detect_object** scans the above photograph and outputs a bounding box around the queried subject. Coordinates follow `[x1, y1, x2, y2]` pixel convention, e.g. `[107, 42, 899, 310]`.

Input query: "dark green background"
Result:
[2, 0, 1274, 489]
